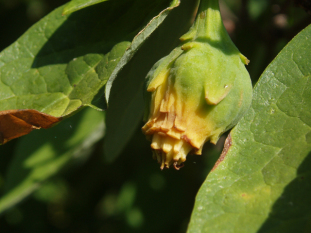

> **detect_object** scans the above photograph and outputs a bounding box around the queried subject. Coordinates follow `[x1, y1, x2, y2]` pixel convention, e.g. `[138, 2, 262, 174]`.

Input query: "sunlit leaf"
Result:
[0, 0, 179, 143]
[187, 25, 311, 233]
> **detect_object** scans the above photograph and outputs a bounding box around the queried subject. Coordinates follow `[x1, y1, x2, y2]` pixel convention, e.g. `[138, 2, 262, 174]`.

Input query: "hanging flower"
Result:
[142, 0, 252, 169]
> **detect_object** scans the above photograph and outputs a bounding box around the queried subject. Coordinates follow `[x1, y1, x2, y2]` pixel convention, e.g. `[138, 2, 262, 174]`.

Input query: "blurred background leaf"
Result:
[0, 107, 105, 214]
[62, 0, 108, 15]
[187, 24, 311, 233]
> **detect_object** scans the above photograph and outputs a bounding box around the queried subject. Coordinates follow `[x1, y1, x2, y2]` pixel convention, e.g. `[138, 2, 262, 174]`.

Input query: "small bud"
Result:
[142, 0, 252, 170]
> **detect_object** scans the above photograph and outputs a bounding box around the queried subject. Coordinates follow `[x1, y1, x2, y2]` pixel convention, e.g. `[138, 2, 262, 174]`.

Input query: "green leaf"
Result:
[0, 0, 181, 142]
[62, 0, 108, 15]
[0, 0, 178, 117]
[0, 108, 105, 214]
[187, 25, 311, 233]
[103, 0, 200, 161]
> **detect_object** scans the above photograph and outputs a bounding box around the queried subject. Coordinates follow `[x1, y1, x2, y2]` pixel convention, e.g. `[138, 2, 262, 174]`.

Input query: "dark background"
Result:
[0, 0, 310, 232]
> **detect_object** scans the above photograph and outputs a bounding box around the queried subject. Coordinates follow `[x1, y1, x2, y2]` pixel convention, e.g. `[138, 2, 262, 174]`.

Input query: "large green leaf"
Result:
[103, 0, 200, 161]
[0, 0, 179, 143]
[187, 25, 311, 233]
[0, 108, 105, 214]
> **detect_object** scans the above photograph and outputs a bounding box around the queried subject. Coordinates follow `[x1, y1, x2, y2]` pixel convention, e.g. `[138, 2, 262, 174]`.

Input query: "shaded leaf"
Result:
[0, 0, 178, 143]
[187, 25, 311, 233]
[103, 0, 200, 161]
[62, 0, 108, 15]
[105, 0, 180, 102]
[0, 108, 105, 214]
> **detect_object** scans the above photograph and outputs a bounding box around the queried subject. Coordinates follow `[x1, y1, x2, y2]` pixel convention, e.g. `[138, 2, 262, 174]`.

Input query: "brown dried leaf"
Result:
[0, 110, 61, 144]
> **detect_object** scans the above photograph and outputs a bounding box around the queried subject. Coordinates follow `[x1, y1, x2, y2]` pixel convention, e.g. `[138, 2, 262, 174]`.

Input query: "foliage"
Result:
[0, 0, 310, 232]
[188, 24, 311, 233]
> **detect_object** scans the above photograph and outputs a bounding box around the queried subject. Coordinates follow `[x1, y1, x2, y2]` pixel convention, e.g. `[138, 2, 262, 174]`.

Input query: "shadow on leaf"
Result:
[258, 151, 311, 233]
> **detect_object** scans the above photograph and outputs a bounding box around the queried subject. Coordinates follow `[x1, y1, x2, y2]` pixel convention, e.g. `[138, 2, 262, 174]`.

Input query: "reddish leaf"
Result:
[0, 110, 61, 144]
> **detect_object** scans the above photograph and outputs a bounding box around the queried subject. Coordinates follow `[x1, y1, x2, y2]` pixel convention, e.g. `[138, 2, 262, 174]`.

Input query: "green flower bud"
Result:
[142, 0, 252, 170]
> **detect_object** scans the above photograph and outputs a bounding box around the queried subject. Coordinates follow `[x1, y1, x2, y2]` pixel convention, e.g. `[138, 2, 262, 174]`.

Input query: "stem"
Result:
[181, 0, 233, 45]
[195, 0, 224, 41]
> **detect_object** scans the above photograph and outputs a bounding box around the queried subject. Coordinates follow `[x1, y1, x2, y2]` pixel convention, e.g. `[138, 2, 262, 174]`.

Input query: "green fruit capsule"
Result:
[142, 0, 252, 170]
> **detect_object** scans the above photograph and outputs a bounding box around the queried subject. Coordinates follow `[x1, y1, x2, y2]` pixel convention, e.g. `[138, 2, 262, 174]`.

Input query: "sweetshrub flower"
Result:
[142, 0, 252, 169]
